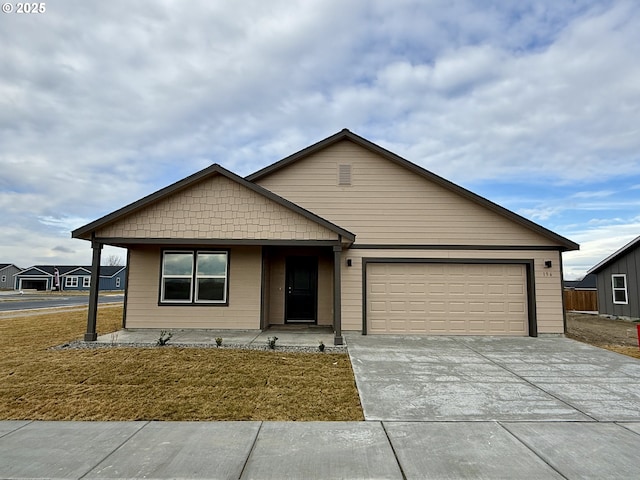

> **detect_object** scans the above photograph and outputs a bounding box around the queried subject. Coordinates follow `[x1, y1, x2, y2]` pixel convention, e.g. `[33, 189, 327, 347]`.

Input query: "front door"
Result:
[285, 256, 318, 323]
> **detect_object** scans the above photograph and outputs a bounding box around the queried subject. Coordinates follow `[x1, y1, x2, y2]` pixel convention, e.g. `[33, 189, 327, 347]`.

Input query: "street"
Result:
[0, 293, 124, 312]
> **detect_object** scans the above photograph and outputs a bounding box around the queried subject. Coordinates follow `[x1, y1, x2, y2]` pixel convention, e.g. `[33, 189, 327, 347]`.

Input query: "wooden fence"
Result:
[564, 289, 598, 311]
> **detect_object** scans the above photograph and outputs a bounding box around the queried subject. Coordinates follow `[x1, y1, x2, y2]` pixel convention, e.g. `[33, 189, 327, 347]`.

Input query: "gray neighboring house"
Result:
[564, 273, 597, 291]
[0, 264, 21, 289]
[587, 235, 640, 319]
[14, 265, 126, 292]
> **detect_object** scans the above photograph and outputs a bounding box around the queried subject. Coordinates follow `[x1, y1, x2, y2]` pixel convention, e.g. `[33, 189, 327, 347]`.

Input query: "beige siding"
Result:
[255, 140, 559, 247]
[341, 249, 564, 334]
[96, 174, 338, 242]
[125, 245, 262, 329]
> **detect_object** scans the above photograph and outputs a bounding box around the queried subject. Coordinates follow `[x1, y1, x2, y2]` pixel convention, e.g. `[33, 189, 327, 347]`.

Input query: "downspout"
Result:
[84, 234, 103, 341]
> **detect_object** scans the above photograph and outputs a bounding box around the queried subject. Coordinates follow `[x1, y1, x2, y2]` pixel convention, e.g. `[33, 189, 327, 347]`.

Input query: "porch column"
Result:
[84, 239, 103, 341]
[333, 245, 343, 345]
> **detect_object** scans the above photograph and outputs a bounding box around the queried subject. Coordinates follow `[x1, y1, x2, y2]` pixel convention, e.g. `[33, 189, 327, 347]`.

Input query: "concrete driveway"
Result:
[345, 334, 640, 422]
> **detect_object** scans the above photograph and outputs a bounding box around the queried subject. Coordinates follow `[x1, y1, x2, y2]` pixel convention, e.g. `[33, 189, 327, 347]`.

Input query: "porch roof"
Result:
[72, 164, 355, 247]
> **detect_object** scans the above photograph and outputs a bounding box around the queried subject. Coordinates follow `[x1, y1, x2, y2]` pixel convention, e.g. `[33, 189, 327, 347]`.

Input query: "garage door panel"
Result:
[367, 263, 528, 336]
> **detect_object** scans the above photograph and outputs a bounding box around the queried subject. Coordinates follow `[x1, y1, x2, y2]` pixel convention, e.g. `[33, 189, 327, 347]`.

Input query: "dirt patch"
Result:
[566, 312, 640, 359]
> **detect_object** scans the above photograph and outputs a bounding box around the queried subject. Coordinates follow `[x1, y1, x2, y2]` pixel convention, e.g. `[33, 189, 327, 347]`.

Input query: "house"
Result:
[587, 235, 640, 319]
[564, 274, 597, 291]
[14, 265, 126, 292]
[72, 129, 578, 343]
[0, 264, 21, 290]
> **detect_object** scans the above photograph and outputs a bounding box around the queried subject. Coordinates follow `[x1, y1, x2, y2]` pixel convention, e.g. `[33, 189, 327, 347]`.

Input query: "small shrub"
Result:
[318, 340, 325, 352]
[215, 337, 223, 347]
[267, 336, 278, 350]
[156, 330, 173, 346]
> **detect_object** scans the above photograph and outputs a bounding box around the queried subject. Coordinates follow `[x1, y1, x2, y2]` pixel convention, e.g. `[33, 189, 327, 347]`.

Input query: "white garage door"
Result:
[367, 263, 528, 335]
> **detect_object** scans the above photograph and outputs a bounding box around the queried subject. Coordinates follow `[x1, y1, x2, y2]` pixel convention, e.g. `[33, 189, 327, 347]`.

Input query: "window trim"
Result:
[612, 274, 628, 305]
[1, 275, 5, 283]
[83, 277, 91, 288]
[161, 251, 194, 303]
[65, 276, 78, 288]
[159, 249, 230, 306]
[115, 277, 121, 288]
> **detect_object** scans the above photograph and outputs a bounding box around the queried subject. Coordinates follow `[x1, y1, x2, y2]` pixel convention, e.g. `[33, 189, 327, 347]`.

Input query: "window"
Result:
[116, 277, 121, 288]
[83, 277, 90, 288]
[161, 250, 228, 304]
[1, 275, 5, 283]
[612, 274, 628, 304]
[65, 276, 78, 288]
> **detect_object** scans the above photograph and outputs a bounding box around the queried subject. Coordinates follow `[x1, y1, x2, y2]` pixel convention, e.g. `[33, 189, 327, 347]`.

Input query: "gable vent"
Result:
[338, 164, 352, 186]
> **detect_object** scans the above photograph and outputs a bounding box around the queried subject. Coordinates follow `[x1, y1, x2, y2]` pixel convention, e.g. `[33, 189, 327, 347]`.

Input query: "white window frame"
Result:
[116, 277, 121, 288]
[83, 277, 91, 288]
[1, 275, 5, 283]
[161, 251, 194, 303]
[65, 276, 78, 288]
[612, 274, 628, 305]
[194, 251, 228, 304]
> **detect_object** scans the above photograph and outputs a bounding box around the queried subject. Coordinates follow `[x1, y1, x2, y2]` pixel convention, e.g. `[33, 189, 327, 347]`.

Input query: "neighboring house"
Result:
[0, 264, 21, 290]
[587, 235, 640, 319]
[14, 265, 126, 291]
[73, 129, 578, 343]
[565, 274, 597, 291]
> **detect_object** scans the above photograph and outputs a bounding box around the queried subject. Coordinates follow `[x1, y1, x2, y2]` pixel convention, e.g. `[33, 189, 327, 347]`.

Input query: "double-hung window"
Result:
[161, 250, 228, 304]
[612, 274, 628, 304]
[83, 277, 91, 288]
[65, 276, 78, 288]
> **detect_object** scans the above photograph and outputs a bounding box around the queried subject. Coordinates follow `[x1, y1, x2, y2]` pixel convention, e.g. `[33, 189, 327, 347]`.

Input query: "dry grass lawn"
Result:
[601, 345, 640, 360]
[0, 307, 364, 421]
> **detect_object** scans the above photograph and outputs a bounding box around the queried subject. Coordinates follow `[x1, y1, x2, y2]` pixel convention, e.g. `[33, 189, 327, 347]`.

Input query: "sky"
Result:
[1, 0, 639, 279]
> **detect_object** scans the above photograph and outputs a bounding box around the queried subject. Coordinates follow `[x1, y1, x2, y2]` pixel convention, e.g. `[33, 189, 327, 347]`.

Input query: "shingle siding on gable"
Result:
[255, 140, 559, 247]
[95, 174, 338, 241]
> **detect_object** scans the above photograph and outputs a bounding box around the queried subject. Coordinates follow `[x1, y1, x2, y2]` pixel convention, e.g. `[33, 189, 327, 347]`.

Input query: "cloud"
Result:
[52, 245, 75, 254]
[1, 0, 639, 273]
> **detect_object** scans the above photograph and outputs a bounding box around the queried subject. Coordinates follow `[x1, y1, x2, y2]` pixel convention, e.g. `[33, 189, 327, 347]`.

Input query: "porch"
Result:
[95, 325, 341, 350]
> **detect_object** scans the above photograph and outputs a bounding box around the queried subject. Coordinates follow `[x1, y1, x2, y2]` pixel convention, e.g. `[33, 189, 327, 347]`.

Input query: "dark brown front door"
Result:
[285, 256, 317, 323]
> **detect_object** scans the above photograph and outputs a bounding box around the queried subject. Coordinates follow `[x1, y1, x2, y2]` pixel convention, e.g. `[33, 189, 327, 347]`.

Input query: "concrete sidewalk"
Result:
[2, 420, 640, 479]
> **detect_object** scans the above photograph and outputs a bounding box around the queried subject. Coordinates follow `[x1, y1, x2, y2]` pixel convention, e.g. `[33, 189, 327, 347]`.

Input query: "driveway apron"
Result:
[345, 334, 640, 422]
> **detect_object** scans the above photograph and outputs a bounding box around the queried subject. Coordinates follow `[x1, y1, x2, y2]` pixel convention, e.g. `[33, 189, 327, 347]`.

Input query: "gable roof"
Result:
[72, 164, 355, 243]
[247, 129, 579, 251]
[0, 263, 20, 271]
[565, 273, 597, 289]
[587, 235, 640, 274]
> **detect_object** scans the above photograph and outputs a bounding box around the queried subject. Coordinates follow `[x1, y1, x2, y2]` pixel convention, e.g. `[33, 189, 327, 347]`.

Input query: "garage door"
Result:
[367, 263, 528, 335]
